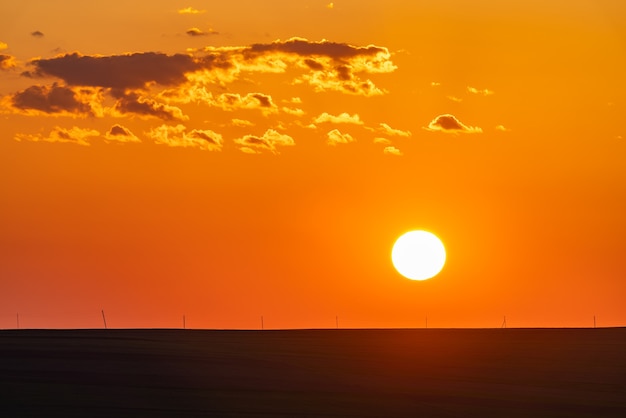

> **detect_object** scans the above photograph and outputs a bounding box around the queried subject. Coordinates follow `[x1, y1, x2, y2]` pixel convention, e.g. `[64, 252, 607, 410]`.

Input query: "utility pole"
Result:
[101, 309, 107, 329]
[501, 315, 507, 329]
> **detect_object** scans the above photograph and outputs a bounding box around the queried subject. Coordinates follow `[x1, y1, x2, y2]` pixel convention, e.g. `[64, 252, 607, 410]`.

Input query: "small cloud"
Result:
[186, 27, 218, 37]
[384, 146, 402, 156]
[616, 135, 623, 140]
[282, 106, 304, 116]
[425, 114, 482, 134]
[289, 97, 302, 104]
[105, 124, 141, 143]
[215, 92, 277, 113]
[0, 54, 17, 70]
[467, 86, 494, 96]
[447, 95, 462, 103]
[314, 112, 363, 125]
[15, 126, 98, 146]
[234, 129, 295, 154]
[147, 124, 223, 151]
[495, 124, 510, 132]
[430, 81, 441, 87]
[373, 137, 391, 145]
[231, 118, 254, 127]
[31, 31, 44, 38]
[0, 41, 8, 50]
[326, 2, 334, 9]
[178, 7, 206, 14]
[379, 123, 411, 137]
[327, 129, 355, 146]
[113, 91, 187, 121]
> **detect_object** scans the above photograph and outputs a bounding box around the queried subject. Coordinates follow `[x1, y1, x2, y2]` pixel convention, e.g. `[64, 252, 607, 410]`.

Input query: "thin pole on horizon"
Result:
[101, 309, 107, 329]
[501, 315, 507, 329]
[183, 314, 186, 330]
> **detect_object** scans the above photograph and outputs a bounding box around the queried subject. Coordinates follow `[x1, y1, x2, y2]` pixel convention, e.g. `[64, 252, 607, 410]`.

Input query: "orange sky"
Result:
[1, 0, 625, 329]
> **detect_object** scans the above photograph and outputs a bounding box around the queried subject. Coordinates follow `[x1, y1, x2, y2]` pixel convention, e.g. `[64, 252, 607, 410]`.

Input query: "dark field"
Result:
[1, 328, 625, 417]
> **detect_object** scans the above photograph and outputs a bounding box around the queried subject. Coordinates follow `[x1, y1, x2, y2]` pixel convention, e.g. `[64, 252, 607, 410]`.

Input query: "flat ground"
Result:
[1, 328, 625, 417]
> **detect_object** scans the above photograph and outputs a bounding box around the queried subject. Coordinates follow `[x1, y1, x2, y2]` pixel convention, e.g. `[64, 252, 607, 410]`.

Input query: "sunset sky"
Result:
[1, 0, 625, 329]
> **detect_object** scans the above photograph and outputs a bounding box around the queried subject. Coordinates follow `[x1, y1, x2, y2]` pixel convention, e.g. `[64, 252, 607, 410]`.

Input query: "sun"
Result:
[392, 230, 446, 281]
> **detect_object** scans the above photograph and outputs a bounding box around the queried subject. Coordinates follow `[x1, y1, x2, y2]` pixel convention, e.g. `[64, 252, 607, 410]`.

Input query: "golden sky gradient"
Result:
[1, 0, 625, 329]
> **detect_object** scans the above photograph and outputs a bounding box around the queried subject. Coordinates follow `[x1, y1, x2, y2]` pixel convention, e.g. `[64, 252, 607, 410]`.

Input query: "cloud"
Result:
[326, 129, 355, 146]
[147, 124, 223, 151]
[11, 83, 93, 115]
[495, 124, 510, 132]
[467, 86, 494, 96]
[234, 129, 295, 154]
[112, 91, 187, 120]
[203, 37, 396, 96]
[24, 39, 393, 102]
[326, 3, 334, 9]
[373, 137, 392, 145]
[178, 7, 206, 14]
[31, 31, 44, 38]
[425, 114, 482, 134]
[104, 124, 141, 143]
[314, 112, 363, 125]
[0, 41, 8, 50]
[447, 95, 462, 103]
[0, 54, 16, 70]
[383, 146, 402, 156]
[378, 123, 411, 137]
[282, 107, 304, 116]
[244, 38, 393, 64]
[27, 52, 222, 89]
[186, 28, 218, 37]
[231, 118, 254, 127]
[430, 81, 441, 87]
[215, 92, 277, 113]
[15, 126, 99, 146]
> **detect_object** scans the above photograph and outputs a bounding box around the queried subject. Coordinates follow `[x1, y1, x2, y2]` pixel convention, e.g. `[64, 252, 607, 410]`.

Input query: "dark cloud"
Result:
[186, 28, 205, 37]
[105, 124, 140, 143]
[31, 31, 44, 38]
[335, 65, 351, 81]
[188, 129, 220, 145]
[303, 59, 324, 71]
[29, 52, 206, 89]
[425, 114, 482, 134]
[114, 91, 186, 120]
[11, 83, 92, 114]
[186, 28, 218, 37]
[109, 125, 130, 136]
[246, 38, 389, 61]
[250, 93, 273, 108]
[0, 54, 16, 70]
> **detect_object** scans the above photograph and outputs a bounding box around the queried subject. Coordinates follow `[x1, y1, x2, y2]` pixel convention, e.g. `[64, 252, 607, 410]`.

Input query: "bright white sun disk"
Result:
[392, 230, 446, 280]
